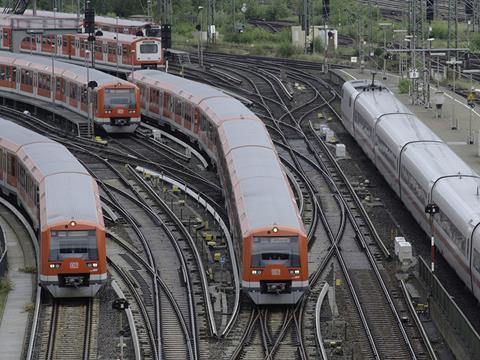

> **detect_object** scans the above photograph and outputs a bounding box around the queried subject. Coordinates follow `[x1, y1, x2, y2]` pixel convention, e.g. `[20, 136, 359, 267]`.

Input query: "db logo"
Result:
[118, 109, 124, 114]
[271, 269, 280, 276]
[69, 262, 79, 269]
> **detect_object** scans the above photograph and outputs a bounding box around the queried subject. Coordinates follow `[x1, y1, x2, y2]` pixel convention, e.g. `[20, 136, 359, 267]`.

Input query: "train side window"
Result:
[0, 65, 5, 80]
[81, 85, 88, 104]
[21, 69, 32, 86]
[184, 104, 192, 126]
[208, 122, 215, 142]
[7, 154, 15, 176]
[200, 114, 207, 132]
[474, 249, 480, 273]
[175, 98, 182, 116]
[69, 83, 78, 100]
[19, 166, 25, 187]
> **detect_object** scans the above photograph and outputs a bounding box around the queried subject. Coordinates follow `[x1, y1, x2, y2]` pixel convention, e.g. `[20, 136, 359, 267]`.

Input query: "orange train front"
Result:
[0, 118, 106, 297]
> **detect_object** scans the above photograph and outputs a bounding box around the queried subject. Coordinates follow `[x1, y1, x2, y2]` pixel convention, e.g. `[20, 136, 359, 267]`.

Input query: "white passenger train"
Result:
[341, 79, 480, 301]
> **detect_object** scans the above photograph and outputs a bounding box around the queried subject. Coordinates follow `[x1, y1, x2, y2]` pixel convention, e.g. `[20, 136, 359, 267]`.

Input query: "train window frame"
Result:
[7, 153, 15, 177]
[69, 82, 78, 100]
[21, 69, 33, 86]
[184, 103, 192, 126]
[473, 248, 480, 273]
[175, 97, 182, 117]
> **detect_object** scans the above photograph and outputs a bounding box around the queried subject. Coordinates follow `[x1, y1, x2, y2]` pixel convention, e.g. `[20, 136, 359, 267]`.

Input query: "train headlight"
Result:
[251, 269, 263, 275]
[69, 220, 76, 227]
[87, 262, 98, 268]
[49, 263, 60, 269]
[272, 226, 279, 233]
[289, 269, 300, 275]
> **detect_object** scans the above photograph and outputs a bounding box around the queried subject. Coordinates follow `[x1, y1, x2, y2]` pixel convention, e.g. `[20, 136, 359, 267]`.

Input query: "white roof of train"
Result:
[22, 9, 152, 27]
[133, 70, 304, 234]
[0, 118, 102, 227]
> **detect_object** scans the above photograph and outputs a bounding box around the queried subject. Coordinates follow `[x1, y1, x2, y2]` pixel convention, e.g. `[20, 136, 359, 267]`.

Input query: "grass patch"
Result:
[0, 278, 12, 320]
[23, 303, 34, 313]
[398, 79, 411, 94]
[19, 266, 36, 274]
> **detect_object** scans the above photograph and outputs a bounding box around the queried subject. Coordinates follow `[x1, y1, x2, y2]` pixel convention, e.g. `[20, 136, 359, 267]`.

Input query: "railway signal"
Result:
[113, 298, 130, 360]
[425, 203, 439, 272]
[84, 6, 95, 35]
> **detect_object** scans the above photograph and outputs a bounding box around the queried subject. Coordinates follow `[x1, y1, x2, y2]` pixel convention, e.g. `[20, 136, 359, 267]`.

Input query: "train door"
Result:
[56, 78, 65, 102]
[6, 153, 16, 188]
[0, 149, 3, 182]
[95, 41, 103, 62]
[122, 44, 131, 65]
[2, 28, 11, 49]
[163, 92, 172, 119]
[193, 107, 200, 134]
[184, 103, 192, 131]
[174, 97, 183, 125]
[107, 42, 115, 63]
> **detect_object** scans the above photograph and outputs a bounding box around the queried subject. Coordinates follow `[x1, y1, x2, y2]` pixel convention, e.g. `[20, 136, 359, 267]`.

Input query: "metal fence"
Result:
[418, 256, 480, 357]
[0, 225, 7, 278]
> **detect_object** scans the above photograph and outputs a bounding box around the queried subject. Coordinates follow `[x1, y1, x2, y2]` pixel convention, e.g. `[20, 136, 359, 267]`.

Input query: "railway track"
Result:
[34, 297, 97, 360]
[177, 53, 434, 358]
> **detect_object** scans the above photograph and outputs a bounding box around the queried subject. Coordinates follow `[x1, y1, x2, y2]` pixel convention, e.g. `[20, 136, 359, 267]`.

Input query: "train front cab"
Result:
[40, 221, 107, 297]
[95, 83, 141, 133]
[242, 226, 308, 305]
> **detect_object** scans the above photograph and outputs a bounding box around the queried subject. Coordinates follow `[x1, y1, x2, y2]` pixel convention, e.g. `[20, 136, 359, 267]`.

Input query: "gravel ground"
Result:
[97, 279, 133, 360]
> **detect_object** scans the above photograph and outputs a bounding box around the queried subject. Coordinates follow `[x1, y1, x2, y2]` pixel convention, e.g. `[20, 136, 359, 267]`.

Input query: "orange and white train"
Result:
[0, 52, 141, 133]
[0, 118, 106, 297]
[15, 31, 164, 70]
[0, 13, 164, 70]
[132, 70, 309, 304]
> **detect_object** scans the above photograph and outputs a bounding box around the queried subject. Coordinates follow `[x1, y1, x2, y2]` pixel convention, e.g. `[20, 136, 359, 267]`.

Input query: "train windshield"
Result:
[251, 236, 300, 267]
[140, 43, 159, 54]
[104, 88, 136, 110]
[49, 230, 98, 261]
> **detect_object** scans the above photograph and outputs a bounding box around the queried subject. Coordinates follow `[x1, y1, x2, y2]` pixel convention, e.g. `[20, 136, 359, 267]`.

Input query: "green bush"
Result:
[398, 79, 410, 94]
[277, 42, 298, 58]
[431, 20, 448, 40]
[471, 33, 480, 51]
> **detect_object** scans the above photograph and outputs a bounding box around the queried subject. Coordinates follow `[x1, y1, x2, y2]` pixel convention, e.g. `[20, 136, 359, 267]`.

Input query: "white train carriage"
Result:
[341, 79, 480, 301]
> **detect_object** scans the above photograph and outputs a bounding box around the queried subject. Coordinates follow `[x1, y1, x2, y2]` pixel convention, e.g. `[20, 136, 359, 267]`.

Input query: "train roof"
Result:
[376, 113, 441, 149]
[21, 9, 152, 27]
[44, 173, 100, 225]
[77, 31, 159, 43]
[354, 86, 411, 119]
[133, 70, 256, 122]
[403, 142, 477, 183]
[134, 70, 304, 234]
[134, 70, 226, 103]
[0, 52, 131, 86]
[227, 146, 303, 232]
[220, 119, 303, 233]
[0, 118, 102, 226]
